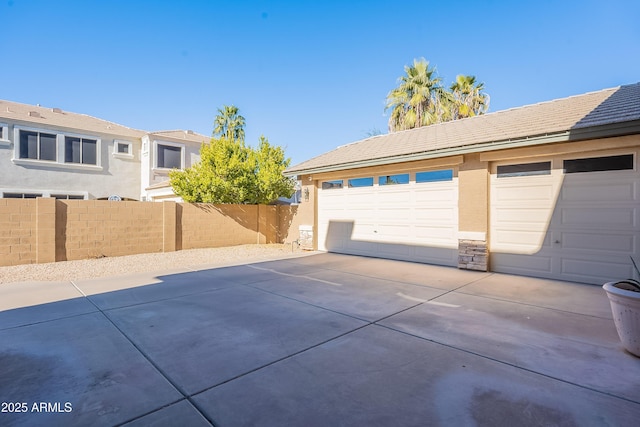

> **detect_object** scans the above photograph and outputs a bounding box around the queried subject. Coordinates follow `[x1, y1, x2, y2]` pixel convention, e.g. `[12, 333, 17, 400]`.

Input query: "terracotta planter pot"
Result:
[603, 281, 640, 357]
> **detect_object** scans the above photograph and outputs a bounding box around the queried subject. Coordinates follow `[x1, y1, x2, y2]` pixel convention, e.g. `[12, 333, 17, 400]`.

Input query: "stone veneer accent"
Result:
[458, 239, 488, 271]
[298, 225, 314, 250]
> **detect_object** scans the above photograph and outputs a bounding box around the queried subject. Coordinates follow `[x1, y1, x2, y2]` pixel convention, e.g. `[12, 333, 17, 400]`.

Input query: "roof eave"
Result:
[284, 120, 640, 177]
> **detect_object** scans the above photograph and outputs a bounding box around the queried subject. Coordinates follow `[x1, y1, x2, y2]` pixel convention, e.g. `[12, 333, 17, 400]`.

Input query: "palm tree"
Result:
[213, 105, 246, 141]
[449, 75, 490, 120]
[385, 58, 444, 132]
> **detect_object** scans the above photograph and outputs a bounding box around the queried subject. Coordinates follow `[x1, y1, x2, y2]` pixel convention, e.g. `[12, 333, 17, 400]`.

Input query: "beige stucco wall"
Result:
[457, 153, 489, 235]
[278, 174, 316, 247]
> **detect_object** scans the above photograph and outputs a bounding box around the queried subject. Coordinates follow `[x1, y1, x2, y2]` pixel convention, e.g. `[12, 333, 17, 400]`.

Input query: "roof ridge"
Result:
[349, 83, 627, 143]
[0, 99, 147, 134]
[286, 81, 640, 175]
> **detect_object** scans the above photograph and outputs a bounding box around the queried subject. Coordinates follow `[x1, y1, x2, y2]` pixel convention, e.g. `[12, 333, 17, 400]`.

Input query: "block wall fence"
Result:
[0, 198, 307, 267]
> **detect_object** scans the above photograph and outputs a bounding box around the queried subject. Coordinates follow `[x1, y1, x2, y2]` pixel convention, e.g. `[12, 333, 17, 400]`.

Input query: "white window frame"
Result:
[153, 140, 185, 171]
[113, 140, 134, 159]
[63, 134, 99, 166]
[13, 126, 58, 162]
[0, 122, 9, 146]
[12, 126, 102, 171]
[0, 188, 88, 199]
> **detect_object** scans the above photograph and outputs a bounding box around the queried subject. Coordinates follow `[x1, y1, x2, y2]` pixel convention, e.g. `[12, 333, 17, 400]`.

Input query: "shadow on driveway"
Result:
[1, 253, 638, 426]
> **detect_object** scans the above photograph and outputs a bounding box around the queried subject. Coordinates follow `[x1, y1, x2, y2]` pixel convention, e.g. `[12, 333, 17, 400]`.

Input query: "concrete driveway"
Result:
[1, 253, 639, 426]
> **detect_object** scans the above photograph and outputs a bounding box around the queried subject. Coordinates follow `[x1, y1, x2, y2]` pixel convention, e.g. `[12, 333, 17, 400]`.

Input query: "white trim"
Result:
[458, 231, 486, 241]
[13, 125, 103, 169]
[153, 139, 185, 170]
[11, 158, 103, 171]
[61, 131, 102, 166]
[0, 122, 9, 146]
[113, 139, 134, 159]
[13, 125, 58, 161]
[0, 187, 89, 199]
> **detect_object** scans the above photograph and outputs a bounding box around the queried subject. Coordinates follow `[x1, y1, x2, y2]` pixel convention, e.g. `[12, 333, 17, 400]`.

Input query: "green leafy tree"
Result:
[253, 136, 296, 204]
[169, 136, 295, 204]
[213, 105, 246, 142]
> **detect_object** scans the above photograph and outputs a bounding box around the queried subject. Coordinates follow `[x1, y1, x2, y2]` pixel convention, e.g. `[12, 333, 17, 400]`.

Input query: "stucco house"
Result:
[285, 83, 640, 285]
[0, 100, 208, 201]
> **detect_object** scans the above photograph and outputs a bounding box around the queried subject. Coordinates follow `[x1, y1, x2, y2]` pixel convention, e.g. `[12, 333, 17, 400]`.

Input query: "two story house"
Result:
[0, 100, 208, 201]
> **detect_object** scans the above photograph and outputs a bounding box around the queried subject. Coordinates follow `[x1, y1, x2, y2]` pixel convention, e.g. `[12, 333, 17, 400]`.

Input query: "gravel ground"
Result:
[0, 244, 307, 284]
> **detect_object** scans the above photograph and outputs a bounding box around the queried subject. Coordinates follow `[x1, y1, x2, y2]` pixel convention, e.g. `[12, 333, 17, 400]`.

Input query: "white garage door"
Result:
[490, 152, 640, 284]
[318, 169, 458, 266]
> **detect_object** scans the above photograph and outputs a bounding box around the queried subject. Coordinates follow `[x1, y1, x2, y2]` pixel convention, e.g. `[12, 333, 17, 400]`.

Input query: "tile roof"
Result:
[286, 82, 640, 174]
[0, 100, 146, 139]
[148, 130, 210, 144]
[0, 100, 211, 144]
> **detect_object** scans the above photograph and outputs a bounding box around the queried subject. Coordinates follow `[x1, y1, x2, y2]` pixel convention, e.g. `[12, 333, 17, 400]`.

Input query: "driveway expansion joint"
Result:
[374, 322, 640, 406]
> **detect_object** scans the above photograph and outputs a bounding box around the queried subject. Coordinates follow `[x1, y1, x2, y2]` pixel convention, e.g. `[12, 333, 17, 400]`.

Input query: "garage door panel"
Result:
[494, 184, 555, 202]
[491, 154, 640, 284]
[318, 176, 458, 267]
[414, 188, 456, 203]
[560, 232, 635, 253]
[413, 246, 457, 264]
[321, 221, 349, 251]
[560, 208, 636, 228]
[377, 209, 411, 221]
[492, 229, 551, 251]
[560, 181, 636, 202]
[377, 189, 411, 204]
[378, 243, 413, 257]
[495, 208, 553, 224]
[415, 207, 456, 221]
[560, 258, 634, 283]
[346, 240, 378, 254]
[415, 225, 458, 241]
[349, 193, 376, 206]
[377, 224, 411, 239]
[351, 222, 376, 240]
[347, 210, 376, 222]
[491, 253, 553, 275]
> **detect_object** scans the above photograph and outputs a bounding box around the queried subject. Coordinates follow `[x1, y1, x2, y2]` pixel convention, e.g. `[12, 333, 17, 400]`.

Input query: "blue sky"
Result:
[1, 0, 639, 166]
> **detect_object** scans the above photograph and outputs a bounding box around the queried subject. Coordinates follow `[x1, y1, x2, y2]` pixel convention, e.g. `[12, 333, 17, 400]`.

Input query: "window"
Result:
[3, 193, 42, 199]
[19, 130, 56, 161]
[497, 162, 551, 178]
[156, 143, 183, 169]
[14, 127, 101, 168]
[348, 177, 374, 188]
[0, 123, 8, 143]
[379, 174, 409, 185]
[416, 169, 453, 183]
[113, 140, 134, 159]
[564, 154, 633, 174]
[322, 180, 343, 190]
[52, 194, 85, 200]
[65, 136, 97, 165]
[117, 142, 129, 154]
